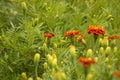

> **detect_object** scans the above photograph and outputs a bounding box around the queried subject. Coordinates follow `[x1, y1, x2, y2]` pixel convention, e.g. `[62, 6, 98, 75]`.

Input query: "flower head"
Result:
[64, 30, 80, 37]
[78, 57, 96, 67]
[88, 25, 105, 36]
[108, 35, 119, 40]
[76, 34, 85, 42]
[44, 33, 54, 38]
[114, 71, 120, 78]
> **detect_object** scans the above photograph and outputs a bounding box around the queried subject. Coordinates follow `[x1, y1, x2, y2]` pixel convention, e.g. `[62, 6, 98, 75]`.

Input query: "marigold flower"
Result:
[88, 25, 105, 36]
[76, 34, 85, 42]
[78, 57, 96, 67]
[44, 33, 54, 38]
[64, 30, 80, 37]
[108, 35, 119, 40]
[114, 71, 120, 78]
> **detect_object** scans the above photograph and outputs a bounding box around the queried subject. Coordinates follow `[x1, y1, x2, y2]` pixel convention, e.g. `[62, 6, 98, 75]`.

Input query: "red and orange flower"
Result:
[44, 33, 55, 38]
[64, 30, 80, 37]
[108, 35, 119, 40]
[114, 71, 120, 78]
[88, 25, 106, 36]
[78, 57, 96, 67]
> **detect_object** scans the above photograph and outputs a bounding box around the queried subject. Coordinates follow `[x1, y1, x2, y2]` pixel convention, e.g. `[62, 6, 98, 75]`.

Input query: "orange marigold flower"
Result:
[76, 34, 85, 42]
[114, 71, 120, 78]
[44, 33, 54, 38]
[64, 30, 80, 37]
[88, 25, 105, 36]
[78, 57, 96, 67]
[108, 35, 119, 40]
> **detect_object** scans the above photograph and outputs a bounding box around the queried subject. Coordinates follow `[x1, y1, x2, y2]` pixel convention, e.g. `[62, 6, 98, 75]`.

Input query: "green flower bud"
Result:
[21, 2, 27, 10]
[61, 72, 66, 80]
[105, 57, 109, 62]
[43, 43, 47, 50]
[86, 49, 93, 57]
[21, 72, 27, 80]
[53, 43, 57, 49]
[28, 77, 33, 80]
[69, 45, 76, 56]
[47, 54, 53, 65]
[52, 58, 57, 67]
[52, 53, 57, 59]
[107, 65, 112, 69]
[103, 37, 109, 47]
[105, 47, 111, 55]
[34, 53, 40, 63]
[36, 77, 42, 80]
[43, 62, 48, 69]
[113, 46, 118, 54]
[99, 38, 103, 46]
[99, 47, 104, 54]
[94, 57, 98, 62]
[86, 73, 93, 80]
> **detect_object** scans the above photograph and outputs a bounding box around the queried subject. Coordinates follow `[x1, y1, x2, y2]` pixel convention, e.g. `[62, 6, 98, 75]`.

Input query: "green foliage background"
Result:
[0, 0, 120, 80]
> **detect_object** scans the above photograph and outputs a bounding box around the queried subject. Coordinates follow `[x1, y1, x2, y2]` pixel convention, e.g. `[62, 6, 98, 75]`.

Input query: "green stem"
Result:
[84, 67, 88, 79]
[35, 63, 38, 78]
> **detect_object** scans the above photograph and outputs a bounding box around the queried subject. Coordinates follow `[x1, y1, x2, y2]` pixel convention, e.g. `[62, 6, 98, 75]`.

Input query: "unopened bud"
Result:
[105, 57, 109, 62]
[94, 57, 98, 62]
[52, 53, 57, 59]
[105, 47, 111, 55]
[36, 77, 42, 80]
[28, 77, 33, 80]
[86, 73, 93, 80]
[43, 43, 47, 50]
[43, 62, 48, 69]
[55, 72, 61, 79]
[53, 43, 57, 49]
[70, 45, 76, 56]
[21, 2, 27, 10]
[21, 72, 27, 80]
[61, 72, 66, 79]
[47, 54, 53, 65]
[34, 53, 40, 63]
[103, 37, 109, 47]
[99, 47, 104, 54]
[99, 38, 103, 46]
[52, 58, 57, 67]
[113, 46, 118, 54]
[107, 65, 112, 69]
[86, 49, 93, 57]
